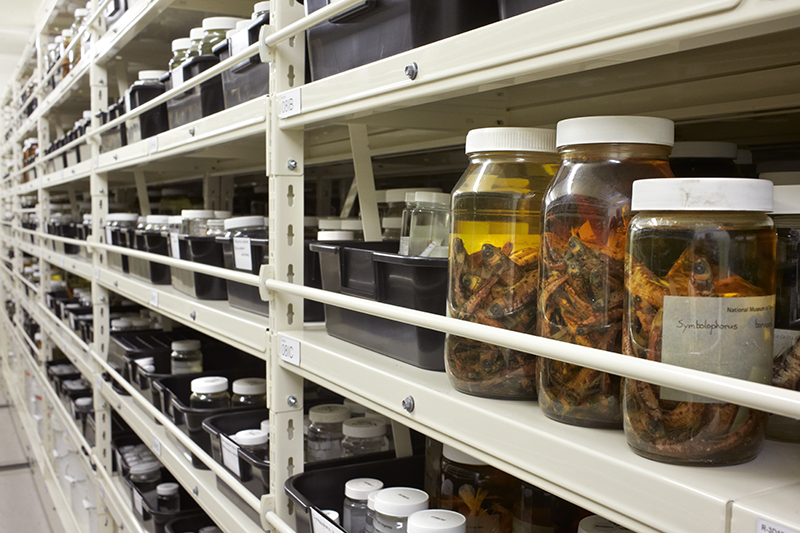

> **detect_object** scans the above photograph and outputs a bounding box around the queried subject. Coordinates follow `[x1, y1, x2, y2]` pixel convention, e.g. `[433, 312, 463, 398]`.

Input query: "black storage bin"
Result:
[126, 476, 200, 533]
[214, 14, 270, 109]
[46, 360, 81, 390]
[99, 102, 128, 152]
[305, 0, 499, 80]
[45, 290, 70, 314]
[286, 455, 425, 533]
[57, 222, 80, 254]
[310, 241, 447, 370]
[126, 79, 169, 143]
[498, 0, 561, 18]
[164, 513, 216, 533]
[109, 226, 134, 273]
[130, 231, 171, 285]
[164, 55, 225, 129]
[171, 235, 227, 300]
[103, 0, 127, 27]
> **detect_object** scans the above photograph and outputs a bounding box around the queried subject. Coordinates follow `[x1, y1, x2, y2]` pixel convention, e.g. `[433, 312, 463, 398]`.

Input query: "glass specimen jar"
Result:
[439, 445, 515, 533]
[446, 127, 559, 399]
[538, 115, 675, 428]
[374, 488, 429, 533]
[342, 417, 390, 456]
[344, 478, 384, 533]
[190, 376, 230, 408]
[129, 462, 162, 492]
[513, 479, 556, 533]
[186, 28, 204, 58]
[171, 340, 203, 374]
[235, 429, 269, 452]
[170, 38, 192, 70]
[231, 377, 266, 406]
[306, 404, 350, 462]
[408, 192, 451, 257]
[623, 177, 775, 466]
[105, 213, 139, 244]
[195, 17, 241, 55]
[156, 482, 180, 511]
[181, 210, 215, 236]
[669, 141, 743, 177]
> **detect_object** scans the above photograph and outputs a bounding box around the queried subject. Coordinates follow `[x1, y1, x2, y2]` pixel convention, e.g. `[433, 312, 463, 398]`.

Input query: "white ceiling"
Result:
[0, 0, 46, 95]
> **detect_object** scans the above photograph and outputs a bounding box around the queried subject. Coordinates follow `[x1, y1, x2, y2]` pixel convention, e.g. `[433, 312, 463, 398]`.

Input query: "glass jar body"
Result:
[187, 217, 212, 236]
[344, 497, 368, 533]
[231, 392, 266, 407]
[130, 468, 162, 492]
[374, 512, 408, 533]
[439, 458, 516, 533]
[189, 390, 230, 409]
[342, 435, 390, 457]
[399, 201, 417, 256]
[171, 348, 203, 374]
[199, 29, 227, 55]
[446, 151, 559, 399]
[157, 491, 180, 511]
[170, 49, 189, 70]
[538, 143, 674, 428]
[306, 421, 345, 462]
[623, 211, 775, 465]
[408, 202, 450, 257]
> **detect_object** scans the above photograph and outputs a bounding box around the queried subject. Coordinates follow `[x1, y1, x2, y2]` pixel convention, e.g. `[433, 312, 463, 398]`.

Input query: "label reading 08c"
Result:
[280, 335, 301, 366]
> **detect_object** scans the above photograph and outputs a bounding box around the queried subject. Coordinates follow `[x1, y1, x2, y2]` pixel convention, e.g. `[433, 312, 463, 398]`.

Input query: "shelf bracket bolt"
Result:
[401, 395, 415, 413]
[193, 486, 199, 496]
[99, 296, 105, 302]
[287, 395, 298, 407]
[405, 62, 419, 80]
[190, 311, 196, 320]
[287, 159, 298, 171]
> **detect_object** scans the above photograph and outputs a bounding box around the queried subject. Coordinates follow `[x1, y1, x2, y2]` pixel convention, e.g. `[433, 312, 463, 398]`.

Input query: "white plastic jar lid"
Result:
[343, 398, 367, 415]
[146, 215, 169, 224]
[253, 1, 271, 13]
[374, 488, 429, 517]
[191, 376, 228, 394]
[202, 17, 243, 30]
[129, 462, 160, 475]
[367, 491, 379, 510]
[407, 510, 467, 533]
[760, 171, 800, 185]
[465, 127, 556, 154]
[189, 27, 204, 40]
[556, 116, 674, 148]
[111, 318, 132, 328]
[172, 38, 192, 51]
[260, 419, 270, 436]
[129, 317, 152, 328]
[224, 216, 267, 231]
[316, 230, 355, 241]
[631, 178, 772, 212]
[232, 377, 266, 395]
[62, 29, 73, 38]
[83, 214, 93, 222]
[107, 213, 139, 222]
[415, 192, 451, 205]
[577, 516, 633, 532]
[214, 211, 232, 219]
[74, 8, 88, 16]
[139, 70, 166, 81]
[172, 339, 201, 351]
[345, 478, 384, 500]
[384, 188, 441, 203]
[75, 397, 93, 407]
[308, 404, 350, 423]
[343, 417, 386, 438]
[235, 429, 269, 446]
[669, 141, 737, 159]
[442, 444, 487, 466]
[157, 482, 179, 496]
[181, 209, 215, 219]
[772, 185, 800, 215]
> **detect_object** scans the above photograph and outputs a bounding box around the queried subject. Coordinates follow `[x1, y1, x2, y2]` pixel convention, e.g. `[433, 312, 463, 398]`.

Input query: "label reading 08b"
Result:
[280, 335, 301, 366]
[279, 88, 302, 119]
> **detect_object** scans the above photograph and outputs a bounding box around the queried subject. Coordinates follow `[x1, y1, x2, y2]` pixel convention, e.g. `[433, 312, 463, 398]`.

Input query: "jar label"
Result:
[220, 435, 241, 477]
[233, 237, 253, 271]
[774, 328, 800, 357]
[170, 233, 180, 259]
[660, 295, 774, 402]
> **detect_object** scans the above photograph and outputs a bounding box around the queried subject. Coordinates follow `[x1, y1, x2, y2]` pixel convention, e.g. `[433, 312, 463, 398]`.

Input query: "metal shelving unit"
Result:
[2, 0, 800, 533]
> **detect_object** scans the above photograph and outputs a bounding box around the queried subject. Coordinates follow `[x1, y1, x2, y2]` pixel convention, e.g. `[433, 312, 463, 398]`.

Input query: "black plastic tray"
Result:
[214, 14, 270, 109]
[171, 235, 227, 300]
[285, 454, 425, 533]
[305, 0, 498, 80]
[164, 55, 225, 128]
[164, 513, 216, 533]
[45, 359, 81, 389]
[126, 80, 169, 142]
[311, 241, 447, 370]
[498, 0, 562, 18]
[130, 231, 171, 285]
[126, 475, 200, 533]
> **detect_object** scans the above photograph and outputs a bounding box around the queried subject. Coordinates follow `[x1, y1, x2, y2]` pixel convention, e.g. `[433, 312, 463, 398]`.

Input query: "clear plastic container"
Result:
[669, 141, 743, 178]
[171, 340, 203, 374]
[105, 213, 139, 244]
[235, 429, 269, 452]
[538, 116, 675, 428]
[342, 418, 390, 456]
[344, 478, 385, 533]
[623, 178, 774, 466]
[60, 29, 73, 76]
[231, 377, 266, 406]
[367, 491, 379, 533]
[439, 445, 515, 533]
[190, 376, 230, 409]
[225, 216, 268, 240]
[306, 404, 350, 462]
[156, 482, 180, 511]
[424, 437, 443, 507]
[181, 210, 216, 236]
[129, 462, 162, 492]
[374, 488, 429, 533]
[407, 510, 466, 533]
[206, 219, 226, 237]
[170, 38, 192, 71]
[408, 192, 451, 258]
[447, 127, 559, 399]
[513, 479, 557, 533]
[382, 217, 402, 241]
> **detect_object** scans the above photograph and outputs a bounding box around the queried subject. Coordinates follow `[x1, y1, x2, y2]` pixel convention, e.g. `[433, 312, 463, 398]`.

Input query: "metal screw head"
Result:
[99, 296, 105, 302]
[190, 311, 196, 320]
[404, 62, 419, 80]
[287, 159, 298, 171]
[192, 487, 199, 496]
[287, 395, 298, 407]
[401, 395, 415, 413]
[189, 127, 196, 136]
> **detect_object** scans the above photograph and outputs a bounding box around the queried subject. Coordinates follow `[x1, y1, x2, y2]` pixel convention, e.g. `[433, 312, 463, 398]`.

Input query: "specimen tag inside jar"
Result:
[773, 328, 800, 358]
[233, 237, 253, 271]
[660, 295, 775, 403]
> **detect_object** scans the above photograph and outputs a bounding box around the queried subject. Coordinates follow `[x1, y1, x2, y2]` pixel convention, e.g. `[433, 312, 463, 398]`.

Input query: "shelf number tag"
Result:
[152, 436, 162, 457]
[95, 374, 103, 391]
[310, 507, 342, 533]
[93, 156, 99, 169]
[279, 88, 302, 119]
[280, 335, 300, 366]
[220, 435, 241, 477]
[757, 519, 800, 533]
[60, 256, 66, 268]
[150, 289, 159, 308]
[95, 267, 100, 280]
[149, 136, 158, 154]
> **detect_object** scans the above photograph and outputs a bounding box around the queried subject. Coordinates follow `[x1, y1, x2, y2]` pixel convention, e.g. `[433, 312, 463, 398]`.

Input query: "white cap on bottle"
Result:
[172, 339, 201, 351]
[415, 192, 450, 205]
[129, 317, 152, 328]
[62, 29, 74, 38]
[384, 188, 441, 203]
[181, 209, 215, 219]
[106, 213, 139, 222]
[321, 511, 340, 525]
[83, 110, 93, 120]
[760, 171, 800, 186]
[189, 28, 204, 40]
[367, 491, 379, 511]
[214, 210, 232, 219]
[308, 404, 350, 423]
[407, 510, 467, 533]
[224, 216, 266, 231]
[556, 116, 674, 148]
[235, 429, 268, 446]
[168, 216, 184, 225]
[232, 377, 266, 395]
[236, 19, 251, 32]
[191, 376, 228, 394]
[578, 516, 633, 532]
[343, 418, 386, 438]
[139, 70, 167, 81]
[202, 17, 244, 30]
[172, 38, 192, 51]
[316, 231, 355, 241]
[631, 178, 772, 212]
[260, 419, 270, 436]
[111, 318, 132, 328]
[670, 141, 737, 159]
[442, 444, 486, 466]
[345, 478, 384, 500]
[146, 215, 169, 224]
[156, 482, 179, 496]
[465, 127, 556, 154]
[374, 488, 429, 517]
[771, 185, 800, 215]
[75, 397, 93, 408]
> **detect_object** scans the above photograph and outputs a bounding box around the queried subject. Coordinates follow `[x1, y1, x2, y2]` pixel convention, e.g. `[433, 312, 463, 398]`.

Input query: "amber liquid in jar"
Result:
[623, 213, 775, 465]
[447, 153, 558, 399]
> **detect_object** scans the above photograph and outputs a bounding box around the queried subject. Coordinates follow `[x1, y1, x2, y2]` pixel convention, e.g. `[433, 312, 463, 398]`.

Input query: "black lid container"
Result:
[125, 78, 169, 143]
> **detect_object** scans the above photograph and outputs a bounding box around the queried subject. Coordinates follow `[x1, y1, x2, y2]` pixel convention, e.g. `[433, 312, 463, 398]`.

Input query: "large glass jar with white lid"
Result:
[446, 127, 560, 400]
[181, 210, 215, 236]
[306, 404, 350, 462]
[342, 418, 390, 456]
[192, 17, 242, 56]
[185, 28, 204, 58]
[129, 462, 162, 492]
[170, 38, 192, 70]
[344, 478, 384, 533]
[70, 9, 88, 65]
[170, 340, 203, 374]
[105, 213, 139, 245]
[538, 116, 675, 428]
[623, 178, 775, 466]
[408, 192, 451, 257]
[374, 488, 429, 533]
[231, 377, 266, 406]
[236, 429, 269, 453]
[190, 376, 230, 408]
[145, 215, 169, 233]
